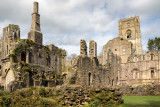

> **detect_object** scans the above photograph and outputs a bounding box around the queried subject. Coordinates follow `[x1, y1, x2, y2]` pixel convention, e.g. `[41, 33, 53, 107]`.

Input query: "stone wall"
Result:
[0, 87, 123, 106]
[118, 51, 160, 85]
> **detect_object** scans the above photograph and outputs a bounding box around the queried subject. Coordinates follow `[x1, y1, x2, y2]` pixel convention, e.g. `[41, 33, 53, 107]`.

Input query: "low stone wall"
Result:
[117, 84, 160, 96]
[0, 87, 124, 107]
[59, 87, 123, 106]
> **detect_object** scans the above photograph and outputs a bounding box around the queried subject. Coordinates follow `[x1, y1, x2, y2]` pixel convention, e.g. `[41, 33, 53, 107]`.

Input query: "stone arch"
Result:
[21, 52, 26, 62]
[126, 29, 132, 38]
[151, 68, 155, 79]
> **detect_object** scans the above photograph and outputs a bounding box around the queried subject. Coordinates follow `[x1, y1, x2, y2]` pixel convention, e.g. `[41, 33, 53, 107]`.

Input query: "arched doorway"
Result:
[151, 69, 155, 79]
[88, 73, 91, 86]
[21, 52, 26, 62]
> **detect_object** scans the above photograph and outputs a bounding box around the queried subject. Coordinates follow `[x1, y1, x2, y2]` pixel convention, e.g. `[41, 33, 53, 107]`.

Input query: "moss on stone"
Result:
[9, 39, 35, 58]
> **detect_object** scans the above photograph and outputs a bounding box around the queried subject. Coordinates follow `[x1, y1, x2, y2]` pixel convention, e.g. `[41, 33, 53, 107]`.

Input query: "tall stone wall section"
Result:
[68, 40, 118, 88]
[89, 40, 97, 58]
[80, 39, 87, 56]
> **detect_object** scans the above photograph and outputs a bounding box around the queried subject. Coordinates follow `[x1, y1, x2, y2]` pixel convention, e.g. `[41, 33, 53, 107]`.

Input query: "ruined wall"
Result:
[89, 40, 97, 58]
[103, 37, 132, 64]
[0, 24, 20, 59]
[118, 51, 160, 85]
[80, 40, 87, 56]
[67, 40, 119, 88]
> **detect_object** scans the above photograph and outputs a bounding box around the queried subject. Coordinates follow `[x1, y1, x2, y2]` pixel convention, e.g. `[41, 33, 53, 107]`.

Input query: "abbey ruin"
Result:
[0, 2, 160, 91]
[0, 2, 66, 91]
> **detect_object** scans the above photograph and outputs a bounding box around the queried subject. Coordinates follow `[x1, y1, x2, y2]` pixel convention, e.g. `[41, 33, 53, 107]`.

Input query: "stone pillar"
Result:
[89, 40, 97, 58]
[33, 2, 38, 13]
[80, 40, 87, 56]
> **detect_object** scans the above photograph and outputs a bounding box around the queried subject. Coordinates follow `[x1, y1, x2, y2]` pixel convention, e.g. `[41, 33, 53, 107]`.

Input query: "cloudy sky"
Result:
[0, 0, 160, 56]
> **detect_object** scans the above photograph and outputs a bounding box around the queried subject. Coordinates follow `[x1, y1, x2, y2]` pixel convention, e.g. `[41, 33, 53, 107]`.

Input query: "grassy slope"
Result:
[119, 96, 160, 107]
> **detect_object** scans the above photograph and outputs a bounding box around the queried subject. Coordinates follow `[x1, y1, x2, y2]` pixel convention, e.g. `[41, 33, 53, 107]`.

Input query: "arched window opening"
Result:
[151, 54, 154, 60]
[127, 22, 130, 26]
[126, 29, 132, 38]
[21, 52, 26, 62]
[29, 52, 32, 63]
[88, 73, 91, 86]
[135, 72, 138, 79]
[7, 45, 8, 54]
[151, 69, 154, 79]
[112, 79, 114, 86]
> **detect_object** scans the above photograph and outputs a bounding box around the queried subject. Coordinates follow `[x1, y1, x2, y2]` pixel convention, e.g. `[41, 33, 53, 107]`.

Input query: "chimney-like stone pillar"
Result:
[28, 1, 43, 46]
[89, 40, 97, 58]
[80, 40, 87, 56]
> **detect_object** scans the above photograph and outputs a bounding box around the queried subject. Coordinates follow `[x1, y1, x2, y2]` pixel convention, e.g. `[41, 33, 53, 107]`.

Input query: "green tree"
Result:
[148, 37, 160, 51]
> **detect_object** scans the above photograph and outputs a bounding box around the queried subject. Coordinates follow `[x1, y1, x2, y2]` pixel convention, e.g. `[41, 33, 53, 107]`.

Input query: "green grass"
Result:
[119, 96, 160, 107]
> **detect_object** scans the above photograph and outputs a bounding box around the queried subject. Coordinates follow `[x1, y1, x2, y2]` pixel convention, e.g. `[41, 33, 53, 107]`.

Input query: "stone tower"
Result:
[28, 2, 43, 46]
[118, 16, 142, 54]
[1, 24, 20, 58]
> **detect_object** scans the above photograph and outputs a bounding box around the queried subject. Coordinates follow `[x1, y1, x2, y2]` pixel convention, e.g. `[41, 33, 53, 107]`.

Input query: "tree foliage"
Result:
[147, 37, 160, 51]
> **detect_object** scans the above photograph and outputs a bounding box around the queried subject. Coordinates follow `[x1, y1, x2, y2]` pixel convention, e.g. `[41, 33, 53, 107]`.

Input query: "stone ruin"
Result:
[0, 2, 66, 91]
[65, 39, 119, 88]
[0, 1, 159, 94]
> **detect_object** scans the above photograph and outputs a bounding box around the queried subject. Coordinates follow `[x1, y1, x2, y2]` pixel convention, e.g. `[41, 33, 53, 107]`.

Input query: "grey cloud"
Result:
[0, 0, 160, 55]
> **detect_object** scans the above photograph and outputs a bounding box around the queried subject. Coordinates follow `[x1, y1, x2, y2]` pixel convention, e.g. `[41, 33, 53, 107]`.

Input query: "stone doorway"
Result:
[88, 73, 91, 86]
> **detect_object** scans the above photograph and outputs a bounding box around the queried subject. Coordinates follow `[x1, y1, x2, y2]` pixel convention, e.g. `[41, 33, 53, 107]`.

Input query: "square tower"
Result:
[118, 16, 142, 54]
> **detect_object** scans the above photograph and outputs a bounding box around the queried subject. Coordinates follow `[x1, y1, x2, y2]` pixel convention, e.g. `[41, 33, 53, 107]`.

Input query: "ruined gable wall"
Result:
[103, 37, 132, 64]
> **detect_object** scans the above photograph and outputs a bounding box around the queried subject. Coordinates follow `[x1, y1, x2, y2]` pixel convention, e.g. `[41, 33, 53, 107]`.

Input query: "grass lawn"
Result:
[119, 96, 160, 107]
